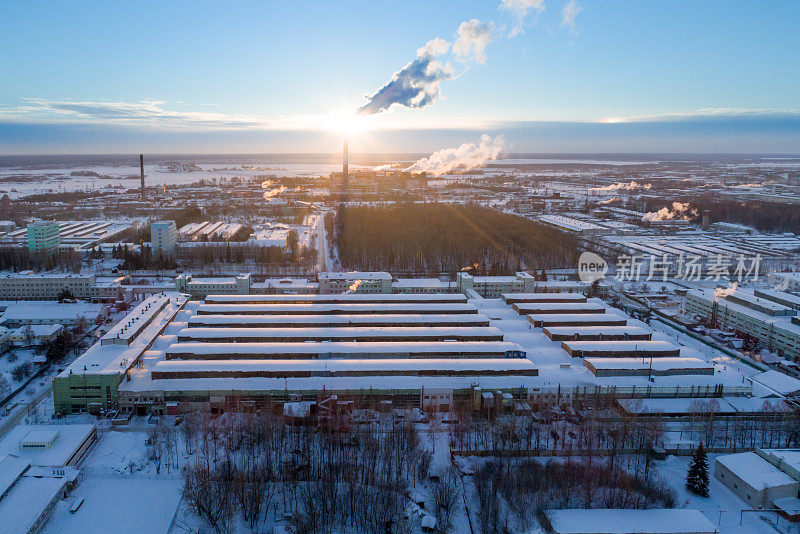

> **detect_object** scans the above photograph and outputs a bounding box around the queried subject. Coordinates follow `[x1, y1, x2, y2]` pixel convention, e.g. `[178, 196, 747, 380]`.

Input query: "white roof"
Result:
[547, 508, 716, 534]
[585, 357, 710, 371]
[204, 293, 465, 303]
[153, 358, 538, 374]
[189, 314, 488, 327]
[0, 424, 95, 466]
[751, 370, 800, 396]
[197, 303, 477, 314]
[0, 476, 67, 534]
[319, 271, 392, 280]
[0, 302, 104, 322]
[167, 341, 523, 356]
[177, 326, 501, 340]
[716, 451, 797, 490]
[0, 454, 30, 498]
[544, 326, 651, 337]
[20, 429, 59, 444]
[562, 340, 679, 353]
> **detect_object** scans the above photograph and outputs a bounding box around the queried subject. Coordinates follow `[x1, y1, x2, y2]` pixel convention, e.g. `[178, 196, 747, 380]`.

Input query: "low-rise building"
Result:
[319, 271, 392, 294]
[457, 272, 537, 298]
[175, 273, 251, 298]
[715, 449, 800, 509]
[0, 302, 107, 328]
[0, 272, 123, 302]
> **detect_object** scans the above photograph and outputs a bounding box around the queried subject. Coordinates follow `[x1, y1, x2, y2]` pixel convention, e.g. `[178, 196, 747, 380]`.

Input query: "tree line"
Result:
[333, 203, 579, 274]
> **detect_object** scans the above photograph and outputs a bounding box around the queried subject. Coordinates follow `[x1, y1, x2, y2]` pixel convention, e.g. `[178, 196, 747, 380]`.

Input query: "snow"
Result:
[319, 271, 393, 280]
[546, 508, 717, 534]
[585, 357, 712, 371]
[562, 340, 679, 354]
[749, 370, 800, 396]
[189, 313, 490, 328]
[0, 302, 105, 324]
[0, 475, 66, 534]
[42, 478, 182, 534]
[0, 453, 30, 497]
[716, 452, 797, 490]
[528, 313, 628, 327]
[177, 325, 503, 341]
[204, 292, 466, 303]
[151, 357, 539, 375]
[166, 340, 524, 358]
[0, 424, 95, 466]
[196, 302, 478, 315]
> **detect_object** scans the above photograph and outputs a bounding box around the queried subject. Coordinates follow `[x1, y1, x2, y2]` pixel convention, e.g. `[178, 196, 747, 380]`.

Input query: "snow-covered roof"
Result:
[750, 370, 800, 396]
[0, 424, 96, 467]
[0, 454, 29, 499]
[188, 313, 490, 328]
[204, 293, 466, 304]
[562, 340, 679, 354]
[716, 451, 797, 490]
[543, 325, 651, 337]
[546, 508, 716, 534]
[0, 476, 68, 534]
[0, 302, 105, 323]
[319, 271, 392, 280]
[528, 313, 627, 327]
[152, 357, 538, 376]
[178, 326, 502, 341]
[196, 303, 478, 315]
[584, 357, 710, 370]
[166, 340, 524, 358]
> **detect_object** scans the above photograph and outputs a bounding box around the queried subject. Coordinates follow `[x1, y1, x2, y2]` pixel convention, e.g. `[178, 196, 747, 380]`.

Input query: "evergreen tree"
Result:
[686, 443, 710, 497]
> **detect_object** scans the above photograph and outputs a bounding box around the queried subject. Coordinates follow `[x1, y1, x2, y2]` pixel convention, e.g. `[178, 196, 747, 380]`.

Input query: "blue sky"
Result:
[1, 1, 799, 154]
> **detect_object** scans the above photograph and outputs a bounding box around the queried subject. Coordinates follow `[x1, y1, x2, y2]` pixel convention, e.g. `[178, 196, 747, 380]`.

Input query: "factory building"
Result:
[0, 272, 124, 302]
[457, 271, 537, 298]
[715, 449, 800, 512]
[318, 271, 393, 294]
[685, 288, 800, 362]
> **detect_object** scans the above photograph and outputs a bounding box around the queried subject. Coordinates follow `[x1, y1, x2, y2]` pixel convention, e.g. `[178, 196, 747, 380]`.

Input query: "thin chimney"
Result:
[139, 154, 146, 202]
[342, 137, 349, 183]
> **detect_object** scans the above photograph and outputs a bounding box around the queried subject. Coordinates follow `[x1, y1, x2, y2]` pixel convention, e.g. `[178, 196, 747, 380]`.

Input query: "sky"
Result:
[1, 0, 799, 154]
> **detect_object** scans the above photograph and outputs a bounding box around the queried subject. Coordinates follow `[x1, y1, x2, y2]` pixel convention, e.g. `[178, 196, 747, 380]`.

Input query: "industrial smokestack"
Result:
[342, 138, 349, 182]
[139, 154, 146, 202]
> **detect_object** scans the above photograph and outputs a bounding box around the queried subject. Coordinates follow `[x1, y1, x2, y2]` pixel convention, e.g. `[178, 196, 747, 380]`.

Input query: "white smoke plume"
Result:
[591, 181, 652, 192]
[500, 0, 546, 36]
[597, 197, 621, 205]
[346, 280, 362, 293]
[358, 38, 455, 115]
[406, 134, 505, 175]
[561, 0, 583, 37]
[642, 202, 697, 222]
[372, 164, 396, 172]
[714, 282, 738, 299]
[453, 20, 497, 64]
[263, 185, 286, 200]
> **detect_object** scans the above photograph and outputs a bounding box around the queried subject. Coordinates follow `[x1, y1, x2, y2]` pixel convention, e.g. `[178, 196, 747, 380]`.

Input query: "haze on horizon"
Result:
[1, 0, 799, 154]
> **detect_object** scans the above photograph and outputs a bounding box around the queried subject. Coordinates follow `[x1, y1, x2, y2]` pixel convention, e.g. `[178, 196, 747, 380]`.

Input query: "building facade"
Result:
[150, 220, 177, 256]
[26, 221, 60, 253]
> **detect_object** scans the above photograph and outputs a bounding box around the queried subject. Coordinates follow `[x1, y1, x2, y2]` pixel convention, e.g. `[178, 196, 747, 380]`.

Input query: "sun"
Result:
[319, 108, 371, 137]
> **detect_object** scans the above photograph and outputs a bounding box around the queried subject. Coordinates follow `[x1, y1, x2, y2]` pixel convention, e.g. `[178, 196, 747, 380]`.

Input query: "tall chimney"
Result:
[342, 137, 349, 183]
[139, 154, 146, 202]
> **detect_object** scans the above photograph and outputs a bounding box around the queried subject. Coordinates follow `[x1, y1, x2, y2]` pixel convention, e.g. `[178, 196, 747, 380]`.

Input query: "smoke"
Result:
[597, 197, 621, 205]
[591, 181, 652, 192]
[406, 134, 505, 175]
[346, 280, 362, 293]
[561, 0, 583, 37]
[714, 282, 738, 299]
[500, 0, 546, 36]
[453, 20, 496, 64]
[358, 38, 455, 115]
[642, 202, 697, 222]
[372, 164, 396, 172]
[263, 185, 286, 200]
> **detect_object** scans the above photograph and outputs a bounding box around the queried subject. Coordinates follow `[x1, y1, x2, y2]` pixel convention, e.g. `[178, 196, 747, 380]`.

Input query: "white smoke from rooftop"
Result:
[642, 202, 697, 222]
[346, 280, 362, 293]
[714, 282, 738, 299]
[263, 185, 286, 200]
[591, 181, 652, 192]
[406, 134, 505, 176]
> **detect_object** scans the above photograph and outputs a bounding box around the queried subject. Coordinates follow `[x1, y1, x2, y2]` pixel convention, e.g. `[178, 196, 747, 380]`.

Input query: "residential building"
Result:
[26, 221, 60, 253]
[150, 220, 177, 256]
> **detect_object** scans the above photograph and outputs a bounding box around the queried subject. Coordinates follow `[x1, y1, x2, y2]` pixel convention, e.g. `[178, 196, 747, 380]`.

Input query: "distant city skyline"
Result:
[1, 1, 799, 154]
